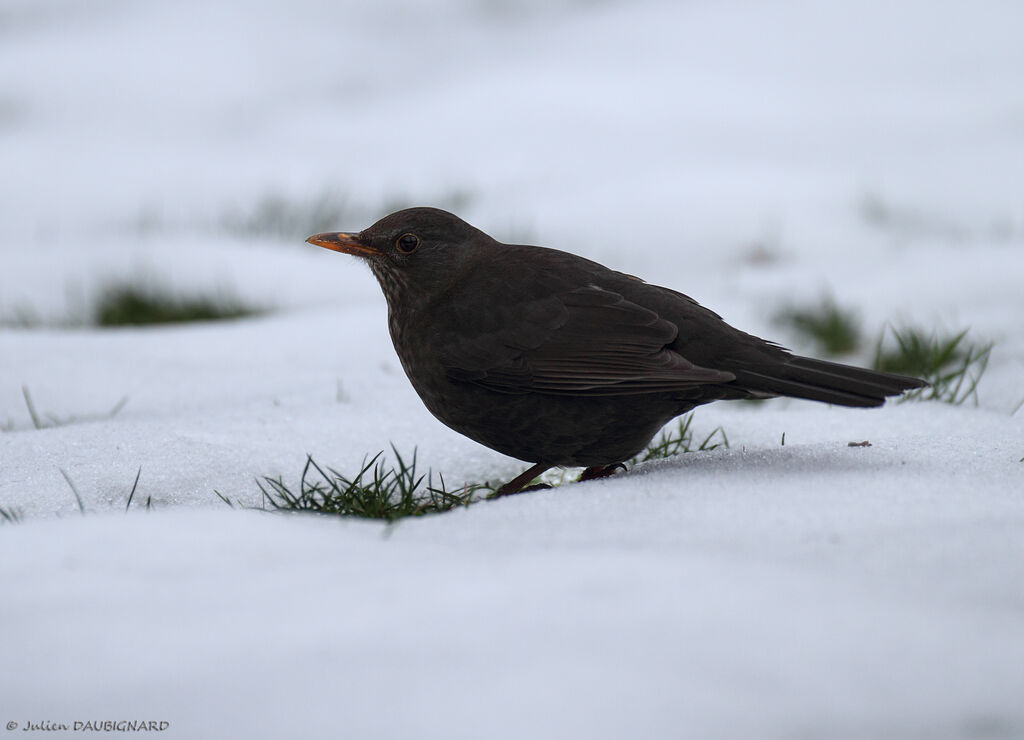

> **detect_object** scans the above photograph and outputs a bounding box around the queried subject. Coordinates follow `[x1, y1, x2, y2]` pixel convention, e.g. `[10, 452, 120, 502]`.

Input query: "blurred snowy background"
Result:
[1, 0, 1023, 738]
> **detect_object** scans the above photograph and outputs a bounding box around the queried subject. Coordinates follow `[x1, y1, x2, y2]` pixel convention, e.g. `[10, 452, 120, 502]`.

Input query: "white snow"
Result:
[2, 0, 1023, 738]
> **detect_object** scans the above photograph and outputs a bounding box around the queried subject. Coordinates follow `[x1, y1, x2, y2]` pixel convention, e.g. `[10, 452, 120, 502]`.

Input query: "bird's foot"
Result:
[490, 462, 553, 498]
[520, 483, 553, 493]
[577, 463, 627, 483]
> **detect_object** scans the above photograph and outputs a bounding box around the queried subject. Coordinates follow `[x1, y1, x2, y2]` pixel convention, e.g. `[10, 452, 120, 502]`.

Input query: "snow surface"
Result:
[2, 0, 1023, 737]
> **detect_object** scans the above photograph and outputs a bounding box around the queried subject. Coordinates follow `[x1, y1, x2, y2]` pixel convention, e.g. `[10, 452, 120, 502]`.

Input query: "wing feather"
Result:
[440, 285, 733, 396]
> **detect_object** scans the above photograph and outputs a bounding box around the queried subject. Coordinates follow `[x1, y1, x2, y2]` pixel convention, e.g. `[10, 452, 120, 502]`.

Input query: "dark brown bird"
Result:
[308, 207, 926, 496]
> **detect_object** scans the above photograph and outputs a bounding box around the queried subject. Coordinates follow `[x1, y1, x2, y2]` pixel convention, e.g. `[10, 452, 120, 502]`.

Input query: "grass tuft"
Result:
[775, 296, 862, 356]
[245, 415, 729, 520]
[515, 414, 731, 490]
[3, 386, 128, 433]
[630, 413, 729, 463]
[95, 283, 258, 326]
[872, 326, 992, 405]
[257, 446, 481, 521]
[2, 280, 262, 329]
[773, 295, 993, 406]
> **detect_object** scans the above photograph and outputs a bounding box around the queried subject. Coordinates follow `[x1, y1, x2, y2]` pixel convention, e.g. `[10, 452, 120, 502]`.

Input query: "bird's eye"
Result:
[395, 233, 420, 253]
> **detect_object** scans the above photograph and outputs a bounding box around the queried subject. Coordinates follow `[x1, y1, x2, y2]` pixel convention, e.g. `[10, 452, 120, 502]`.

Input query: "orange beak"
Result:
[305, 232, 380, 258]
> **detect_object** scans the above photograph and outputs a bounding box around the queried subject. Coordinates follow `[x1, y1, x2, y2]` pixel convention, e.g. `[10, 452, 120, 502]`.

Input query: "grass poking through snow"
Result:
[872, 326, 992, 405]
[2, 280, 262, 328]
[0, 467, 153, 523]
[775, 296, 862, 356]
[0, 505, 24, 525]
[630, 413, 729, 463]
[246, 414, 729, 521]
[59, 468, 86, 514]
[95, 283, 258, 326]
[5, 385, 128, 432]
[255, 447, 480, 521]
[775, 297, 992, 406]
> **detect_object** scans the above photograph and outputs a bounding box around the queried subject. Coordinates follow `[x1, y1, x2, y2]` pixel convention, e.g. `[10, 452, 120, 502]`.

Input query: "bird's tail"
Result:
[730, 356, 928, 408]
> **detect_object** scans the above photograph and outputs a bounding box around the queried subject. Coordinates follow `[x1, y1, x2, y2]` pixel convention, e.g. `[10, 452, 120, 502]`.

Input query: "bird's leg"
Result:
[492, 462, 553, 497]
[577, 463, 627, 483]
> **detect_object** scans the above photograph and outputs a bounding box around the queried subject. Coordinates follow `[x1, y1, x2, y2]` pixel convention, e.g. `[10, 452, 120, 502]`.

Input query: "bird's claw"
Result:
[521, 482, 553, 492]
[488, 481, 552, 499]
[577, 463, 627, 482]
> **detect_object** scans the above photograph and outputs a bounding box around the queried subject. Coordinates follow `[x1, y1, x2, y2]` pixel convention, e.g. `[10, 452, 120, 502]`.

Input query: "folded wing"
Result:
[441, 285, 734, 396]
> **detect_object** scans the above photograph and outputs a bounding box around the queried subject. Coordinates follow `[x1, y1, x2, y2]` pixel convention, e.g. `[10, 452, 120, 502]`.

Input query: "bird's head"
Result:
[307, 207, 489, 305]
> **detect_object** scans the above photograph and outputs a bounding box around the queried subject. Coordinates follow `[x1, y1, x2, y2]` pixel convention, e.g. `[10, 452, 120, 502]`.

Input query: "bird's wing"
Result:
[440, 284, 734, 396]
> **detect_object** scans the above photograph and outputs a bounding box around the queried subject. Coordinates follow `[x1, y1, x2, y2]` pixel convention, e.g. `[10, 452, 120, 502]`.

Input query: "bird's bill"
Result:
[305, 232, 379, 258]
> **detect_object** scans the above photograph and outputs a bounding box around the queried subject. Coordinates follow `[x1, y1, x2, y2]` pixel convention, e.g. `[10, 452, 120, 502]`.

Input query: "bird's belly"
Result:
[388, 313, 692, 465]
[397, 355, 686, 466]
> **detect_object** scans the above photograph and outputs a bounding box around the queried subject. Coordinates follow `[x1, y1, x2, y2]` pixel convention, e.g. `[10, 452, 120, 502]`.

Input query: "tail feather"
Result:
[731, 355, 928, 408]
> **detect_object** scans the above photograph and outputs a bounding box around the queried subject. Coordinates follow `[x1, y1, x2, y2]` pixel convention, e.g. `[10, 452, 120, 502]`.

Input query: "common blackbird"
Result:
[308, 207, 926, 496]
